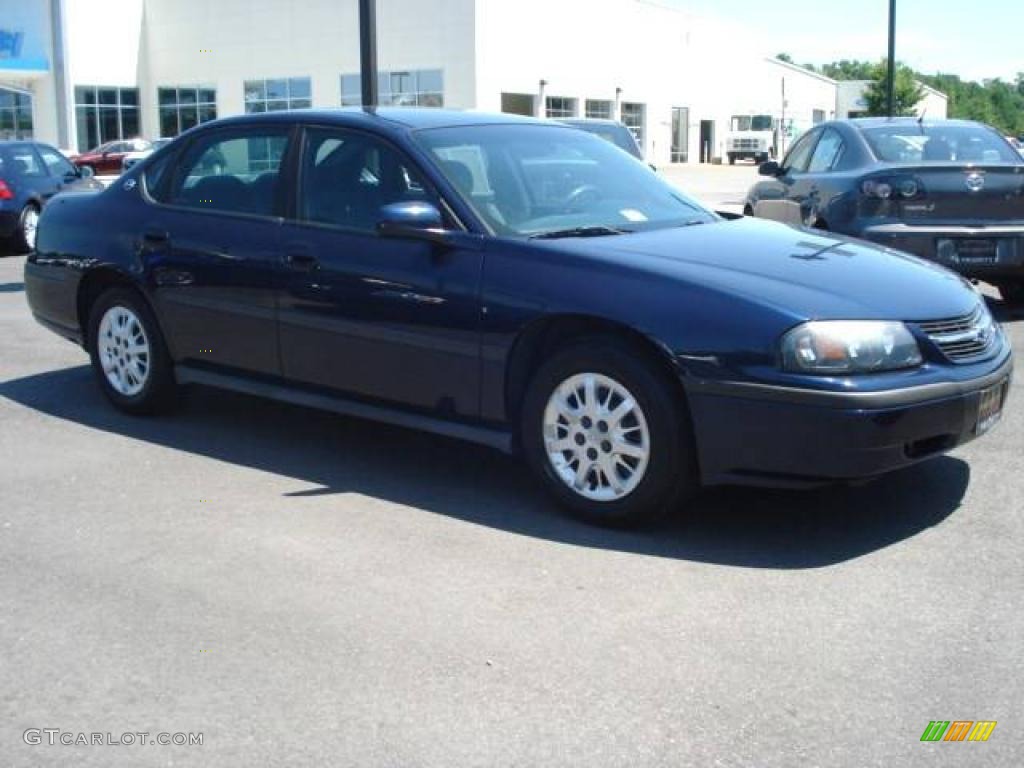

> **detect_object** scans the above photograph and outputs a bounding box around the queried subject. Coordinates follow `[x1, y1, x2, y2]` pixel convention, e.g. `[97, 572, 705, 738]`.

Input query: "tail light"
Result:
[861, 177, 925, 200]
[0, 180, 13, 200]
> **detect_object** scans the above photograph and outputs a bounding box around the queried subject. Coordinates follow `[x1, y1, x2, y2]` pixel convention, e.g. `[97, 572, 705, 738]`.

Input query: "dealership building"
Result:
[2, 0, 945, 165]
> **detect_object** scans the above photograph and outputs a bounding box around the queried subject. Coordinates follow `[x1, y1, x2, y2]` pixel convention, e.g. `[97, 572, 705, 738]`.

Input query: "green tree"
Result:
[864, 61, 924, 116]
[776, 53, 793, 63]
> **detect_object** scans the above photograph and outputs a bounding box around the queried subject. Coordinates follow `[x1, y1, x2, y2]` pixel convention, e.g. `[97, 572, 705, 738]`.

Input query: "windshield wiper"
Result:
[529, 225, 632, 240]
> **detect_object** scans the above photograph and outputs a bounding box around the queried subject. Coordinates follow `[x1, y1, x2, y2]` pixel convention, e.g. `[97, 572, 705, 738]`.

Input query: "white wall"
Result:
[139, 0, 476, 137]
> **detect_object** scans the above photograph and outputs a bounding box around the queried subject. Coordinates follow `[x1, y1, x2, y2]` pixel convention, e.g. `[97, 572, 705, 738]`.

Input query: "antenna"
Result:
[917, 108, 927, 132]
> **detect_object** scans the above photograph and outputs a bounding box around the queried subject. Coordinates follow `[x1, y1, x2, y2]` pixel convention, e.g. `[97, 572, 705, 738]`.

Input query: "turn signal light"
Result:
[0, 180, 13, 200]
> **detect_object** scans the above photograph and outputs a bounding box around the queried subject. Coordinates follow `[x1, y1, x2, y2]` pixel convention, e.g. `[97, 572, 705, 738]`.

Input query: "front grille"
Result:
[732, 139, 760, 150]
[917, 305, 999, 363]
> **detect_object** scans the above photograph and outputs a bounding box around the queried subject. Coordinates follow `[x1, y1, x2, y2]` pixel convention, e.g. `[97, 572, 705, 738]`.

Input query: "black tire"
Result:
[87, 286, 178, 415]
[521, 338, 697, 527]
[997, 281, 1024, 306]
[12, 203, 39, 253]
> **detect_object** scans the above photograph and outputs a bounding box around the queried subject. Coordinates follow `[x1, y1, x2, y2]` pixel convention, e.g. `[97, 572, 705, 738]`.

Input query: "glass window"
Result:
[243, 78, 312, 113]
[783, 130, 818, 173]
[298, 127, 434, 232]
[862, 123, 1019, 164]
[620, 102, 645, 150]
[37, 145, 76, 177]
[812, 109, 826, 125]
[340, 68, 444, 108]
[73, 86, 141, 151]
[415, 124, 713, 237]
[585, 100, 613, 120]
[168, 130, 290, 217]
[156, 86, 217, 138]
[0, 87, 33, 140]
[545, 97, 576, 119]
[807, 128, 845, 173]
[671, 107, 689, 163]
[5, 145, 45, 177]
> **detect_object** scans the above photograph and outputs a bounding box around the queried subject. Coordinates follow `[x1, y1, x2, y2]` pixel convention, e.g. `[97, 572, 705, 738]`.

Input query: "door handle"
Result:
[285, 251, 319, 270]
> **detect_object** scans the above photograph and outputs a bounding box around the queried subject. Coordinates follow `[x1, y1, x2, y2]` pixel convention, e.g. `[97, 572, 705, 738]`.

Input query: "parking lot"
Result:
[1, 233, 1022, 766]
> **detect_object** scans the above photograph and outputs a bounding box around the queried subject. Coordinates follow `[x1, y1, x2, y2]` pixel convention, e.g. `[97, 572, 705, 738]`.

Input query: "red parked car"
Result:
[72, 138, 151, 176]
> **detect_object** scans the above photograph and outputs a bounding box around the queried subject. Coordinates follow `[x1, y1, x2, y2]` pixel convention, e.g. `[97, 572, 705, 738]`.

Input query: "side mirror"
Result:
[759, 160, 782, 177]
[78, 165, 95, 179]
[377, 201, 449, 243]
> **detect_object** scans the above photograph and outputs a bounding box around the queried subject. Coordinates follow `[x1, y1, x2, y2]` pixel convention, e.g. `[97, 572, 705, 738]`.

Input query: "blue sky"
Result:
[670, 0, 1022, 83]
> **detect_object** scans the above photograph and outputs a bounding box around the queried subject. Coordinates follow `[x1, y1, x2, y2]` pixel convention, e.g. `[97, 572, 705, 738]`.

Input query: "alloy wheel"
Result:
[97, 305, 151, 396]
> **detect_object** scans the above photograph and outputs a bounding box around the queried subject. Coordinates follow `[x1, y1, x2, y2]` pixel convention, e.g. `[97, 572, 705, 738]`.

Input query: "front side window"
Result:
[158, 86, 217, 137]
[37, 145, 76, 177]
[807, 128, 845, 173]
[166, 129, 290, 217]
[298, 127, 434, 232]
[74, 86, 140, 152]
[243, 78, 312, 113]
[415, 124, 713, 237]
[782, 130, 818, 173]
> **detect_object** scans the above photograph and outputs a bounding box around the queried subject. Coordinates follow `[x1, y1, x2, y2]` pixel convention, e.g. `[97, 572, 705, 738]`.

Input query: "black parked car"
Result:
[0, 141, 100, 252]
[745, 118, 1024, 304]
[25, 110, 1012, 526]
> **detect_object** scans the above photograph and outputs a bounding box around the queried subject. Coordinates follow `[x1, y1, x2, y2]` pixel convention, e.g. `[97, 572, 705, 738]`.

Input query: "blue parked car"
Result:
[0, 140, 100, 253]
[24, 109, 1012, 526]
[745, 118, 1024, 305]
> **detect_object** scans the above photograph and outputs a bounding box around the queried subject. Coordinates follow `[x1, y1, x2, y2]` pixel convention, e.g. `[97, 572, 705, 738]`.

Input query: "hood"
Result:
[545, 217, 979, 322]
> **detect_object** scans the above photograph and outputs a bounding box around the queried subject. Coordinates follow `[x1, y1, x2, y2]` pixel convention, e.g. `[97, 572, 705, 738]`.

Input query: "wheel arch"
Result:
[76, 267, 161, 349]
[504, 313, 690, 427]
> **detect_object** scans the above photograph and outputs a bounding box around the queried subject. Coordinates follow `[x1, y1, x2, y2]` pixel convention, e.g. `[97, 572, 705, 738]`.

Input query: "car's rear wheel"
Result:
[521, 339, 696, 527]
[87, 287, 177, 414]
[13, 204, 39, 253]
[997, 281, 1024, 306]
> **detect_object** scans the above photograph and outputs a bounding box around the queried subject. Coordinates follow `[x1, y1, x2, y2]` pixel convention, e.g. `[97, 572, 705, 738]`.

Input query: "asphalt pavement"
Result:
[1, 245, 1022, 767]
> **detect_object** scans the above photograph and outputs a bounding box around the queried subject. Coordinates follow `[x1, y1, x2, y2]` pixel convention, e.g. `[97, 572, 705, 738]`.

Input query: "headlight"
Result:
[781, 321, 923, 374]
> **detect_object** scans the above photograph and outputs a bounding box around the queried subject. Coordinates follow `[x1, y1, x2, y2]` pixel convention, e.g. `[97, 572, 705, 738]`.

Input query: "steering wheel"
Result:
[563, 184, 602, 212]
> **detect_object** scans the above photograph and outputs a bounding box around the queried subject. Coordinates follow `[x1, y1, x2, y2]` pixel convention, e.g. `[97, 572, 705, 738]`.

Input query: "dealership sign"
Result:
[0, 29, 25, 59]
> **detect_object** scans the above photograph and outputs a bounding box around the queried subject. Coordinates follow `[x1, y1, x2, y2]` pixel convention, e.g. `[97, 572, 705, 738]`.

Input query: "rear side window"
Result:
[37, 145, 76, 177]
[807, 129, 845, 173]
[3, 146, 45, 178]
[167, 129, 290, 217]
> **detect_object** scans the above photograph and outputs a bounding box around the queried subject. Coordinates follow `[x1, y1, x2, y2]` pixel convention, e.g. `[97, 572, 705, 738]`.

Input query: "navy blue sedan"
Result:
[24, 109, 1013, 526]
[745, 118, 1024, 305]
[1, 140, 101, 253]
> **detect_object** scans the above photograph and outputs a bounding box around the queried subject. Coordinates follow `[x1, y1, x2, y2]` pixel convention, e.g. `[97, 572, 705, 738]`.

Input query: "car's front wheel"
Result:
[521, 339, 696, 527]
[998, 281, 1024, 306]
[87, 287, 178, 414]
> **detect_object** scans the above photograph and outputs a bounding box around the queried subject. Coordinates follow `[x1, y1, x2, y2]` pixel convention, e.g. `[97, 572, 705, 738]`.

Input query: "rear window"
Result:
[862, 124, 1020, 164]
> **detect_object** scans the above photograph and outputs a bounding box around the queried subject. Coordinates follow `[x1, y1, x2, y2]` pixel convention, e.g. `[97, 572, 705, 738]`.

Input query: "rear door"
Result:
[754, 128, 820, 224]
[35, 144, 82, 199]
[277, 125, 483, 417]
[144, 124, 293, 376]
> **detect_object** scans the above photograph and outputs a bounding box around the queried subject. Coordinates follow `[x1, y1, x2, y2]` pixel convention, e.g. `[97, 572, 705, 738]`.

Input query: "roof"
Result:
[207, 107, 545, 132]
[763, 57, 838, 86]
[847, 117, 981, 129]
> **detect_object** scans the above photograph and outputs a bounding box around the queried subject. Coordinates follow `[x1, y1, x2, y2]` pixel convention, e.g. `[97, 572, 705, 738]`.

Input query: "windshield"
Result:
[863, 124, 1020, 164]
[731, 115, 772, 132]
[415, 124, 714, 237]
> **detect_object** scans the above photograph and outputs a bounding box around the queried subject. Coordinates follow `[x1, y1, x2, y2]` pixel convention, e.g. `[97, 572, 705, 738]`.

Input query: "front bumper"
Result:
[687, 352, 1013, 488]
[857, 222, 1024, 280]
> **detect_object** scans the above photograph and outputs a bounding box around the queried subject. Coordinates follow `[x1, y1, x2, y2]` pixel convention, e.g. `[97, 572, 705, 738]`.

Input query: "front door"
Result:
[144, 125, 293, 376]
[277, 126, 483, 417]
[753, 128, 821, 225]
[699, 120, 714, 163]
